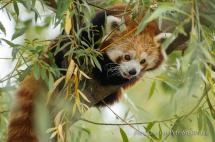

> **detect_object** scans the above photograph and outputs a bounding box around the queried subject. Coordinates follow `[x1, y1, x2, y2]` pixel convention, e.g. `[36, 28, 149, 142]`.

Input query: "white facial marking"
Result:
[141, 52, 157, 70]
[120, 60, 141, 78]
[106, 48, 123, 62]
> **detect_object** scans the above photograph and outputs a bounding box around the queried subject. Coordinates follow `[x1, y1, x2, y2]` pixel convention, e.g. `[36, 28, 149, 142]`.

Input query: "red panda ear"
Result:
[142, 21, 160, 36]
[106, 15, 122, 34]
[154, 32, 172, 43]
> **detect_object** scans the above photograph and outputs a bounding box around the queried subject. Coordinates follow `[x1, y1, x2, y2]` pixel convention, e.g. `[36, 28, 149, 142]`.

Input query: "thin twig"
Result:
[80, 86, 211, 127]
[0, 110, 9, 114]
[101, 100, 152, 140]
[80, 117, 176, 126]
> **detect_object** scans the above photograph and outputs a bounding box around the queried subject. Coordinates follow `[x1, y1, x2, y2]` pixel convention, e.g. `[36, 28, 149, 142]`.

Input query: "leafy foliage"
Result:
[0, 0, 215, 142]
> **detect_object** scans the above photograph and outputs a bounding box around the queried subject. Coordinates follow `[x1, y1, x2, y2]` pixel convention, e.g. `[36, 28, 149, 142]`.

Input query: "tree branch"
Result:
[80, 87, 211, 126]
[0, 0, 13, 10]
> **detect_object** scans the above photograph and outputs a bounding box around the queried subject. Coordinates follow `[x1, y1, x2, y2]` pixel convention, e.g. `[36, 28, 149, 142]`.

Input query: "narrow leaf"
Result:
[65, 10, 72, 34]
[66, 59, 75, 84]
[13, 1, 19, 16]
[0, 21, 6, 35]
[47, 76, 65, 104]
[12, 27, 26, 40]
[48, 72, 54, 89]
[148, 81, 156, 99]
[93, 56, 102, 71]
[205, 115, 215, 142]
[119, 128, 129, 142]
[33, 63, 40, 80]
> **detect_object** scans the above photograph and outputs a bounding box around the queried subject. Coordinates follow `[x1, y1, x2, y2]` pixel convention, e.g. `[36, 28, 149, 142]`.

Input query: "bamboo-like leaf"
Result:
[158, 123, 162, 140]
[48, 72, 54, 89]
[92, 56, 102, 71]
[136, 3, 188, 35]
[0, 21, 6, 35]
[66, 59, 75, 84]
[0, 38, 18, 47]
[12, 27, 26, 40]
[74, 75, 81, 112]
[41, 67, 47, 80]
[47, 76, 65, 104]
[79, 70, 91, 79]
[205, 115, 215, 142]
[65, 10, 72, 35]
[46, 127, 57, 133]
[149, 132, 159, 140]
[54, 110, 64, 125]
[72, 103, 77, 117]
[119, 128, 129, 142]
[65, 82, 71, 99]
[50, 131, 58, 139]
[148, 81, 156, 99]
[145, 122, 155, 132]
[33, 63, 40, 80]
[13, 1, 19, 16]
[197, 109, 203, 131]
[58, 123, 65, 141]
[78, 89, 90, 103]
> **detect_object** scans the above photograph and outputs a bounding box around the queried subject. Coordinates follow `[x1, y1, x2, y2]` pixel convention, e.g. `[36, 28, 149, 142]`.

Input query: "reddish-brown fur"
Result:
[7, 4, 163, 142]
[7, 75, 46, 142]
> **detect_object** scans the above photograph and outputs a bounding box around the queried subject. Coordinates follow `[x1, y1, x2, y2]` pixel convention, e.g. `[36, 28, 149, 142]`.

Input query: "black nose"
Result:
[129, 69, 137, 75]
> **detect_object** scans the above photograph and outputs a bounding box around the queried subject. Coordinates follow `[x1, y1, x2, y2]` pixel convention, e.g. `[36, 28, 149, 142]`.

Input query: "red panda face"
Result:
[102, 15, 164, 80]
[105, 35, 163, 79]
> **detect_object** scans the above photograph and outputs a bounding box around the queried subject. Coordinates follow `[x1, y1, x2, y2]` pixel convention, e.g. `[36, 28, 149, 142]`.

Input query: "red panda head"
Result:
[100, 8, 165, 80]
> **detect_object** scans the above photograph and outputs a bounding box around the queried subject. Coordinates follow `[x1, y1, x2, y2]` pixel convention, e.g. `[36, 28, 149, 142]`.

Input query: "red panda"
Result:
[7, 4, 168, 142]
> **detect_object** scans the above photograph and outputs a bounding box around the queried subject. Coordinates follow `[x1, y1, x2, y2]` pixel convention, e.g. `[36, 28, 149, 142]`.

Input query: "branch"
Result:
[0, 110, 9, 114]
[0, 0, 13, 10]
[102, 101, 151, 138]
[80, 85, 211, 126]
[80, 117, 176, 126]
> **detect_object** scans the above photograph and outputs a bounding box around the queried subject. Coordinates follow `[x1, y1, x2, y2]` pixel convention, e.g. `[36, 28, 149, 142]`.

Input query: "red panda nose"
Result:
[129, 69, 137, 76]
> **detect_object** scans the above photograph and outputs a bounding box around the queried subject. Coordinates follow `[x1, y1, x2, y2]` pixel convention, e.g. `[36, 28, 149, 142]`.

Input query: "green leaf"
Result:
[12, 27, 26, 40]
[158, 123, 162, 140]
[41, 67, 47, 80]
[33, 63, 40, 80]
[13, 1, 19, 16]
[0, 21, 6, 35]
[148, 131, 159, 140]
[92, 56, 102, 71]
[18, 0, 32, 10]
[12, 48, 19, 60]
[119, 128, 129, 142]
[145, 122, 155, 132]
[148, 81, 156, 99]
[0, 38, 18, 47]
[197, 110, 203, 131]
[205, 115, 215, 142]
[48, 73, 54, 89]
[206, 94, 215, 119]
[56, 0, 70, 22]
[136, 3, 187, 35]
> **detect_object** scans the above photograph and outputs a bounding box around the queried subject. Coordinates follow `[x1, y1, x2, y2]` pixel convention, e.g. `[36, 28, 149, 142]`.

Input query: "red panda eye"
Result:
[140, 59, 146, 64]
[124, 55, 131, 61]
